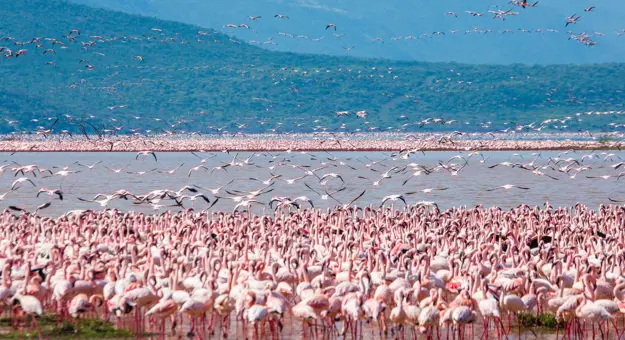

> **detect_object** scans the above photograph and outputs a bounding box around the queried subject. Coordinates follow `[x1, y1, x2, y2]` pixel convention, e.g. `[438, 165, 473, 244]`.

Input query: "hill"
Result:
[0, 0, 624, 135]
[66, 0, 625, 64]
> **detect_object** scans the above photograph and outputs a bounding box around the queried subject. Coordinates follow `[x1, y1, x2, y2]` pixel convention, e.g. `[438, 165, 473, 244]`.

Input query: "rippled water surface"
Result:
[3, 150, 624, 215]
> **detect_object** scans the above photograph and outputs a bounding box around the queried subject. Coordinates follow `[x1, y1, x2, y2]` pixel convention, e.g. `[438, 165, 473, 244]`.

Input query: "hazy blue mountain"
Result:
[66, 0, 625, 64]
[1, 0, 624, 135]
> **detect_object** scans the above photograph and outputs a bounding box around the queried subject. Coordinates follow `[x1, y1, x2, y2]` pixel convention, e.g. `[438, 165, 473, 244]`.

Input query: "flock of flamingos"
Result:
[1, 1, 624, 340]
[0, 149, 624, 340]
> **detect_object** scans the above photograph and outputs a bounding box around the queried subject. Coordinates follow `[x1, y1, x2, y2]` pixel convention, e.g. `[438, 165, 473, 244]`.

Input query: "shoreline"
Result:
[0, 142, 620, 152]
[0, 137, 621, 152]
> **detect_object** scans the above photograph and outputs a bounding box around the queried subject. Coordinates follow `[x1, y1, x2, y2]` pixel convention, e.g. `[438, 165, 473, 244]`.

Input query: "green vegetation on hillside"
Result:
[0, 0, 624, 135]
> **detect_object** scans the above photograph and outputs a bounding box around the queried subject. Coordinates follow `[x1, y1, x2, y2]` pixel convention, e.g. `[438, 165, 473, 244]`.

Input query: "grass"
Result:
[0, 314, 56, 328]
[518, 312, 564, 329]
[0, 314, 139, 339]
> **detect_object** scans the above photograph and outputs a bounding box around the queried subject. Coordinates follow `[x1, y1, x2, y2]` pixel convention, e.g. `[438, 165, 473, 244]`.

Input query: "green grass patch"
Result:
[0, 314, 141, 339]
[518, 312, 564, 329]
[0, 314, 56, 328]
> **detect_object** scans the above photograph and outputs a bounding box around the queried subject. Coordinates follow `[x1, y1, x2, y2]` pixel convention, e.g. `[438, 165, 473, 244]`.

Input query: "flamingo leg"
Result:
[169, 314, 177, 336]
[481, 317, 487, 340]
[563, 320, 570, 340]
[55, 300, 61, 326]
[158, 319, 162, 339]
[302, 321, 307, 340]
[179, 313, 183, 337]
[496, 317, 505, 340]
[11, 306, 16, 330]
[203, 312, 208, 339]
[134, 308, 139, 337]
[208, 312, 215, 335]
[592, 322, 595, 340]
[459, 324, 462, 340]
[373, 319, 378, 338]
[31, 315, 43, 340]
[196, 318, 205, 340]
[536, 309, 539, 327]
[116, 310, 122, 329]
[28, 313, 34, 336]
[598, 322, 606, 340]
[507, 313, 511, 333]
[189, 316, 196, 337]
[223, 315, 230, 338]
[165, 318, 169, 340]
[103, 303, 109, 322]
[611, 318, 620, 339]
[496, 317, 501, 340]
[381, 313, 388, 336]
[314, 319, 319, 339]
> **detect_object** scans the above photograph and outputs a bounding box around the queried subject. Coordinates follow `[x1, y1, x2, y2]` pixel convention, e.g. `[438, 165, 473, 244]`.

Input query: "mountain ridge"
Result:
[65, 0, 625, 64]
[0, 0, 623, 135]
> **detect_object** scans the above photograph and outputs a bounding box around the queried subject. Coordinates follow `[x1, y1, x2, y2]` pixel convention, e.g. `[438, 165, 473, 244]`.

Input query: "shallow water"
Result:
[138, 311, 595, 340]
[2, 150, 624, 215]
[116, 311, 565, 340]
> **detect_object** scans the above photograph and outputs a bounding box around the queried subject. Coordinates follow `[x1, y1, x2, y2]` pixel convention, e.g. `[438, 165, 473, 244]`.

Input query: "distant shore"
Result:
[0, 133, 620, 152]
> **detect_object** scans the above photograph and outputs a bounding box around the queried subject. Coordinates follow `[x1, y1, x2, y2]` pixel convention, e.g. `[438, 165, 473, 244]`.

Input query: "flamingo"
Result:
[11, 266, 44, 338]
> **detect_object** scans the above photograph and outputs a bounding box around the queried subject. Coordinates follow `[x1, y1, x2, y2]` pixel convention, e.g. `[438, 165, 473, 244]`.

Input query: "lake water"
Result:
[2, 150, 624, 215]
